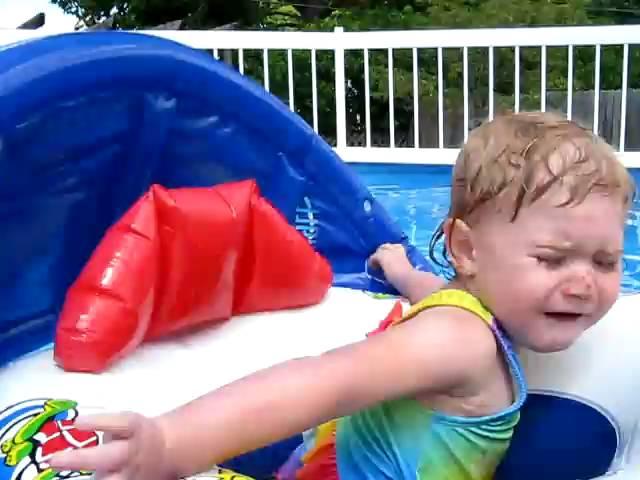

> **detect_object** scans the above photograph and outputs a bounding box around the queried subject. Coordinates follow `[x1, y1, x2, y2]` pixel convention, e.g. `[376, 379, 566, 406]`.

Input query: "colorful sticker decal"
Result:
[187, 467, 255, 480]
[0, 399, 102, 480]
[0, 399, 255, 480]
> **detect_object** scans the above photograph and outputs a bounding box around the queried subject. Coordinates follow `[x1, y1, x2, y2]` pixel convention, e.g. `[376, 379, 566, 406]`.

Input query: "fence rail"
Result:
[1, 25, 640, 167]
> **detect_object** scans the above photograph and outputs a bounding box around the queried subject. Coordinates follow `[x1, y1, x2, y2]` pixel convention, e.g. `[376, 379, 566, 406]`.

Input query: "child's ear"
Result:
[443, 218, 477, 277]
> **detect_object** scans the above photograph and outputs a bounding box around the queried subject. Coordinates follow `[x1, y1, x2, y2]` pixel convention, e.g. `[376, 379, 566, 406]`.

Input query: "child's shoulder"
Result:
[385, 304, 500, 394]
[255, 296, 505, 423]
[406, 304, 498, 361]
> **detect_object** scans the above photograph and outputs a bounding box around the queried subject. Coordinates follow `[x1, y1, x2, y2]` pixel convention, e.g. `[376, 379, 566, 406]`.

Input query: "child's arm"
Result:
[369, 243, 444, 303]
[157, 311, 494, 476]
[50, 308, 496, 479]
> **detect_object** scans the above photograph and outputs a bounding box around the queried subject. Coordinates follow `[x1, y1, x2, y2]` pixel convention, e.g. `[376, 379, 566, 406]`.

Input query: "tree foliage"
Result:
[50, 0, 259, 28]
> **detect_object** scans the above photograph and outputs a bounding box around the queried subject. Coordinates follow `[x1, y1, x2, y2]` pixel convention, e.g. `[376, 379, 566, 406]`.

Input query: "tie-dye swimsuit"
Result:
[276, 289, 528, 480]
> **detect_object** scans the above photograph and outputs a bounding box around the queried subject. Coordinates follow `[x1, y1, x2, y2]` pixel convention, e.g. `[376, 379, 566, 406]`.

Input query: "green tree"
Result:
[588, 0, 640, 22]
[50, 0, 260, 28]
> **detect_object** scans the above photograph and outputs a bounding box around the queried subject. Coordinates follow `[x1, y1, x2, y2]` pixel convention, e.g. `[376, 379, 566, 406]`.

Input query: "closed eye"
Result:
[534, 255, 566, 268]
[594, 257, 620, 272]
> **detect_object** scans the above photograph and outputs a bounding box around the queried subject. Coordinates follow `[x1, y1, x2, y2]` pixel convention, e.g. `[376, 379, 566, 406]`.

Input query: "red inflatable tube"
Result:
[54, 180, 333, 373]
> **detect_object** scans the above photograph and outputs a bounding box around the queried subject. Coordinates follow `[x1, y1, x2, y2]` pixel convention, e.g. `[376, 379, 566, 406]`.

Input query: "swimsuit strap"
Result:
[394, 289, 493, 327]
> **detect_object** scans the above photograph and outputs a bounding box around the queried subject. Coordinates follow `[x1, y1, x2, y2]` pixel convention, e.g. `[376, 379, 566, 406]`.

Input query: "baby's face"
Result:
[468, 188, 626, 353]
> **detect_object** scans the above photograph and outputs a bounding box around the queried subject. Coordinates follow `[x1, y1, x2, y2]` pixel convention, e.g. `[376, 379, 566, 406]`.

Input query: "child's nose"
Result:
[561, 269, 594, 299]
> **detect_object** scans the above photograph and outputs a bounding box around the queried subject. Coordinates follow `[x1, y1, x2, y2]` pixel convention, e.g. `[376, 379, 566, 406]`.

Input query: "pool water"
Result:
[353, 164, 640, 294]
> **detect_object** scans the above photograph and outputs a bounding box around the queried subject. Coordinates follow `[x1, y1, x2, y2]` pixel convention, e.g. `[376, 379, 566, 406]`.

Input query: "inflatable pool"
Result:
[0, 31, 638, 480]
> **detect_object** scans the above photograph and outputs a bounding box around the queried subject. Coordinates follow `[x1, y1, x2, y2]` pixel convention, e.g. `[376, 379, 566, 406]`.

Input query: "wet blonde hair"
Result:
[429, 111, 636, 273]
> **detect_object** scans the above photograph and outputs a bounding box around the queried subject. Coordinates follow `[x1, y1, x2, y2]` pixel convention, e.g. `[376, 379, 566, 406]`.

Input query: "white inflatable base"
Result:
[0, 287, 639, 479]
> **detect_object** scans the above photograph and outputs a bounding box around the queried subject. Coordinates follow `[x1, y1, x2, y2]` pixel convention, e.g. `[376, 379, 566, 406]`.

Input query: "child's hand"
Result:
[368, 243, 413, 278]
[369, 243, 444, 303]
[49, 412, 174, 480]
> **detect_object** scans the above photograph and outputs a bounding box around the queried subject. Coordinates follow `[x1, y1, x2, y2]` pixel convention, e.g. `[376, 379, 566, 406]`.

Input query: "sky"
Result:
[0, 0, 77, 30]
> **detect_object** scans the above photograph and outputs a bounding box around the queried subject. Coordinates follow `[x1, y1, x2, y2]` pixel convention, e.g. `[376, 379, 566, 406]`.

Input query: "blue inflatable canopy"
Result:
[0, 31, 430, 368]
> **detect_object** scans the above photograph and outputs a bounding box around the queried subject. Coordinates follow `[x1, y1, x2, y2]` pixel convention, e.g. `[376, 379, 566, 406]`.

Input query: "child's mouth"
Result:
[544, 312, 582, 321]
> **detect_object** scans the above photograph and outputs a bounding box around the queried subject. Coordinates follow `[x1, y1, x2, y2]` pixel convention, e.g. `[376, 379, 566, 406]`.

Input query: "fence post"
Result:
[334, 26, 347, 150]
